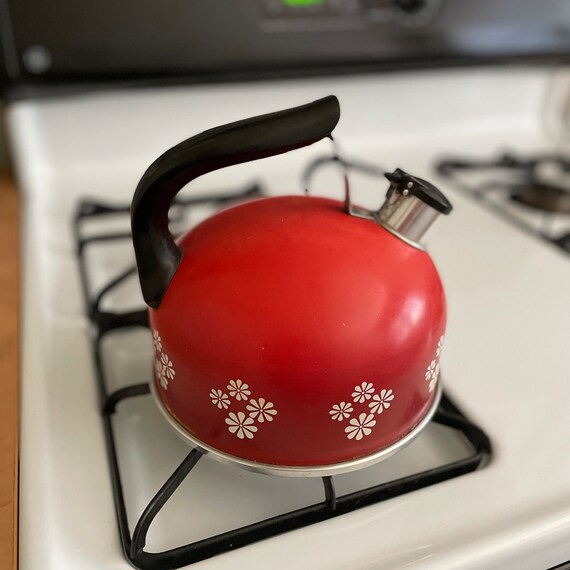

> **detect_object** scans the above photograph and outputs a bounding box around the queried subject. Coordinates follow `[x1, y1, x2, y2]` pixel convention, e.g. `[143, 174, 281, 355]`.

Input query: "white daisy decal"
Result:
[351, 381, 375, 403]
[369, 389, 394, 414]
[154, 358, 168, 390]
[429, 363, 440, 393]
[425, 360, 436, 382]
[329, 401, 353, 421]
[246, 398, 277, 422]
[225, 411, 258, 439]
[210, 389, 231, 410]
[345, 413, 376, 440]
[227, 379, 251, 401]
[152, 330, 162, 354]
[436, 335, 445, 358]
[154, 358, 163, 380]
[160, 353, 175, 380]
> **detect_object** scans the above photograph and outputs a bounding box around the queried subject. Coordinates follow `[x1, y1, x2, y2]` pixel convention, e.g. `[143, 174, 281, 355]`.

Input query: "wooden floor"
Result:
[0, 172, 19, 570]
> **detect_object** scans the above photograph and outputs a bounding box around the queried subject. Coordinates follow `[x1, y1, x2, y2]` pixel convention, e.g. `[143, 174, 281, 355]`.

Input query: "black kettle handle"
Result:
[131, 95, 340, 308]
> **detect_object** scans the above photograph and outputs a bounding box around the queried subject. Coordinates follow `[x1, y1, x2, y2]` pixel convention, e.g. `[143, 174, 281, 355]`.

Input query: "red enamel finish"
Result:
[151, 195, 446, 467]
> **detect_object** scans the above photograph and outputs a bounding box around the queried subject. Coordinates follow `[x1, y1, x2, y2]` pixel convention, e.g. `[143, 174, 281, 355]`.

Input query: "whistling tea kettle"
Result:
[131, 96, 452, 476]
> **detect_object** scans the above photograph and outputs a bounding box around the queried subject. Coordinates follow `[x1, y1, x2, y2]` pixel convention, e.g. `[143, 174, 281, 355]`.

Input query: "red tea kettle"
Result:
[131, 96, 452, 476]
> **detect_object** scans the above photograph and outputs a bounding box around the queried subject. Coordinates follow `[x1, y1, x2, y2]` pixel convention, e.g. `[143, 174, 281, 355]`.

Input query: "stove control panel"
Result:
[261, 0, 442, 29]
[2, 0, 570, 88]
[385, 0, 443, 27]
[263, 0, 361, 18]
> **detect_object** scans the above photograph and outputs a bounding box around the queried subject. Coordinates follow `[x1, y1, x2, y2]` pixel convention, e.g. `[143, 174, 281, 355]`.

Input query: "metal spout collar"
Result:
[376, 169, 452, 247]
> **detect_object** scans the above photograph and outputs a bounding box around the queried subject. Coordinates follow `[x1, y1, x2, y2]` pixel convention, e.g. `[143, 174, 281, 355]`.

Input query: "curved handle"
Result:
[131, 95, 341, 308]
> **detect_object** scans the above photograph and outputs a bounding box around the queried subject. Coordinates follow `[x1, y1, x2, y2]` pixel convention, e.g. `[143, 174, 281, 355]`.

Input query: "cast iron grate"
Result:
[436, 153, 570, 254]
[74, 182, 491, 570]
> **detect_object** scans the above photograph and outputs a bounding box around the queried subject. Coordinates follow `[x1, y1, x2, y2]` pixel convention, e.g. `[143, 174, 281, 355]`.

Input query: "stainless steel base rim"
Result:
[150, 381, 442, 478]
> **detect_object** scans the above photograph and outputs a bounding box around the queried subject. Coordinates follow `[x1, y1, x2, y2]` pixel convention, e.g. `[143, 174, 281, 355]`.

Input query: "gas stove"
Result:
[10, 67, 570, 569]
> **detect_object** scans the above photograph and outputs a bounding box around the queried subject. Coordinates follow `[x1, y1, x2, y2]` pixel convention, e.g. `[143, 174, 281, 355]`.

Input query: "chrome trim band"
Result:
[150, 382, 442, 478]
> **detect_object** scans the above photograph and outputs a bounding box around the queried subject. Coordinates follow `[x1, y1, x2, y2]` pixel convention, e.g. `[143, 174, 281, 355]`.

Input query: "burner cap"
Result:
[509, 183, 570, 213]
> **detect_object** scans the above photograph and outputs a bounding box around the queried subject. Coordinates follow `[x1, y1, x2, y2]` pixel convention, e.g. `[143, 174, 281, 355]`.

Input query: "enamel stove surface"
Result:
[11, 67, 570, 569]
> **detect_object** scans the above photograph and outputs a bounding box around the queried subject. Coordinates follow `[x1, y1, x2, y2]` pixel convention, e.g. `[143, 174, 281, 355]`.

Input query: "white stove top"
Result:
[10, 66, 570, 570]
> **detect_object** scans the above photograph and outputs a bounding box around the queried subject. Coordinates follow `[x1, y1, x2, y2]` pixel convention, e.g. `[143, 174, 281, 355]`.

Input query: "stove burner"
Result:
[509, 182, 570, 213]
[437, 153, 570, 256]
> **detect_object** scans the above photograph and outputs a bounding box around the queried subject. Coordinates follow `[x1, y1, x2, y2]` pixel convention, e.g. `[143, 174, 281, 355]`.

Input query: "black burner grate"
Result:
[74, 183, 491, 570]
[436, 153, 570, 254]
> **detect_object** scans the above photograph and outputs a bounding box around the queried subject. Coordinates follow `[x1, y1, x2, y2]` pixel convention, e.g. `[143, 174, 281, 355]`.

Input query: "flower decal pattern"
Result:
[345, 413, 377, 440]
[160, 353, 175, 380]
[436, 335, 445, 357]
[425, 360, 436, 382]
[329, 401, 353, 421]
[425, 335, 445, 393]
[152, 329, 175, 390]
[225, 412, 258, 440]
[330, 382, 395, 440]
[429, 364, 440, 393]
[152, 330, 162, 353]
[210, 381, 278, 439]
[369, 389, 394, 415]
[210, 389, 231, 410]
[227, 379, 251, 401]
[246, 398, 277, 423]
[154, 358, 163, 380]
[351, 381, 375, 403]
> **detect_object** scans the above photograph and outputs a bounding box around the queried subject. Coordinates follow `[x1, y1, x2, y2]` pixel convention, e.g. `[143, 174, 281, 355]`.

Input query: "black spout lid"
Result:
[385, 168, 453, 214]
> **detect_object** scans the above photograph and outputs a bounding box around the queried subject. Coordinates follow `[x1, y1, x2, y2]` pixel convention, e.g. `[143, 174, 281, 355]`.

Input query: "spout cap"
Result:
[376, 169, 452, 247]
[385, 169, 452, 214]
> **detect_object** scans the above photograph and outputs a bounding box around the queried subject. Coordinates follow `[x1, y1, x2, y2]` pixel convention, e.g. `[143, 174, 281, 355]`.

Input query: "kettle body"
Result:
[132, 96, 452, 475]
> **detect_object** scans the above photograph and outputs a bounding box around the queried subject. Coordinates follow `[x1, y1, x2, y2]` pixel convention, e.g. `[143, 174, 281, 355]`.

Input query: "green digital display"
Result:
[281, 0, 325, 7]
